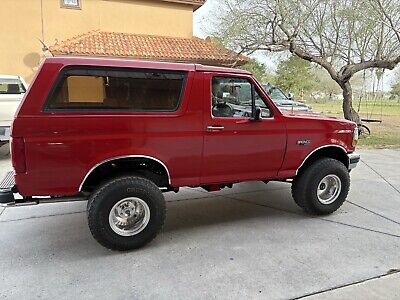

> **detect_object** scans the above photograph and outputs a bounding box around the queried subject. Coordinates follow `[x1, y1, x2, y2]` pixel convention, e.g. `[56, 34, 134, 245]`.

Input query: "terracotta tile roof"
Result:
[50, 31, 248, 66]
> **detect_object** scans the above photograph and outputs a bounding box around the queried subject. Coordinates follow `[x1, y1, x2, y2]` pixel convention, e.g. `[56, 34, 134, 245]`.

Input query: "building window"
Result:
[60, 0, 81, 9]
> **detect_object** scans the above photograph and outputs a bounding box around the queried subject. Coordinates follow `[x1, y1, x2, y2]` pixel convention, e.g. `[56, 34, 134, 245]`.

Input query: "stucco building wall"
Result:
[0, 0, 194, 82]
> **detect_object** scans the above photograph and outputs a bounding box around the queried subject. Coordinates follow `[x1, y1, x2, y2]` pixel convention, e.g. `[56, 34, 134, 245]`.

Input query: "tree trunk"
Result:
[340, 81, 361, 124]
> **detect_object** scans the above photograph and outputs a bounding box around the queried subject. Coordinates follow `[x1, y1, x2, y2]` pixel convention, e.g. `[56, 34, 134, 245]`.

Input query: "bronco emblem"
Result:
[297, 139, 311, 146]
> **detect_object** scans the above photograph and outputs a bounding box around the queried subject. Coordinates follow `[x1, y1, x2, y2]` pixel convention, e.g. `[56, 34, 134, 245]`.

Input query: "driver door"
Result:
[201, 73, 287, 184]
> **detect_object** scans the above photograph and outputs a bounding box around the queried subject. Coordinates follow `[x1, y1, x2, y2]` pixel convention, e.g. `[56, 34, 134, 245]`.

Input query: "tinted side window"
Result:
[211, 77, 271, 118]
[47, 68, 186, 111]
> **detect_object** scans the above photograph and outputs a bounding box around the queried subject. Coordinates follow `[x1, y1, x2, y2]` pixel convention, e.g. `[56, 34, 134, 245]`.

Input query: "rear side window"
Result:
[45, 68, 187, 111]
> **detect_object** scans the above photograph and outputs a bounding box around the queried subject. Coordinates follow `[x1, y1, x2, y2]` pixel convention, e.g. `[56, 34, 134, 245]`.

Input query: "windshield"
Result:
[0, 79, 26, 94]
[263, 85, 289, 101]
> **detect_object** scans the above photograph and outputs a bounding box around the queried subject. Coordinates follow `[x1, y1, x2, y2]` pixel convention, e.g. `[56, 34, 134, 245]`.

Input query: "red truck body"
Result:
[10, 57, 356, 197]
[0, 57, 360, 250]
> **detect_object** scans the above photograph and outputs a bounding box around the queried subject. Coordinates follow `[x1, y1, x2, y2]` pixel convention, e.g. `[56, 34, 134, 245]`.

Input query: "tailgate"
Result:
[0, 95, 22, 125]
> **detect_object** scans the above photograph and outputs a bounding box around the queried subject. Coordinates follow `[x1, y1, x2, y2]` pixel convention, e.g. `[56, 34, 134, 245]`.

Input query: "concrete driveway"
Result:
[0, 149, 399, 299]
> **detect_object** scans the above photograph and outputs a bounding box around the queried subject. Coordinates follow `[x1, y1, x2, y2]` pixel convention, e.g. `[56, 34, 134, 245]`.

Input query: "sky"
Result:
[193, 1, 398, 91]
[193, 0, 213, 38]
[193, 0, 283, 72]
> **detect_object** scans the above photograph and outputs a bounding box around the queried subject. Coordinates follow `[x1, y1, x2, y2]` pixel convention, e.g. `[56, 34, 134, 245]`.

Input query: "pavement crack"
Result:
[0, 189, 287, 223]
[0, 210, 86, 223]
[317, 218, 400, 239]
[167, 195, 220, 203]
[347, 200, 400, 226]
[293, 269, 400, 299]
[167, 189, 276, 203]
[227, 196, 297, 215]
[227, 197, 400, 239]
[361, 159, 400, 195]
[187, 186, 290, 197]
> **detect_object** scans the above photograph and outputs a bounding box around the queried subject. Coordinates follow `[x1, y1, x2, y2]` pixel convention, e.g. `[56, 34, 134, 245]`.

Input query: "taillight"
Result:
[11, 137, 26, 173]
[352, 127, 359, 147]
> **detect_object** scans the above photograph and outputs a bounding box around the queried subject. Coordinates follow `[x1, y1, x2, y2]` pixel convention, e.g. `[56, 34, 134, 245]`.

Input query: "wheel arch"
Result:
[296, 145, 349, 175]
[79, 155, 171, 192]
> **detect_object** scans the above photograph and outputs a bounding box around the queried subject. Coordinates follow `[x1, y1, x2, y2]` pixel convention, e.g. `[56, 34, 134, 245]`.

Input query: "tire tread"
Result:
[87, 176, 166, 251]
[291, 158, 350, 215]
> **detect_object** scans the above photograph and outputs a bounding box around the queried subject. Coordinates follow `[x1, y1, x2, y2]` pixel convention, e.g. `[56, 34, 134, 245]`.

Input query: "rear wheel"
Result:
[87, 176, 166, 251]
[291, 158, 350, 215]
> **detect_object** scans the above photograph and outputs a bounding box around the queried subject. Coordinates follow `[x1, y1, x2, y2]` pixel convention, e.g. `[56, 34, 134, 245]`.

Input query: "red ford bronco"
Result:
[0, 57, 360, 250]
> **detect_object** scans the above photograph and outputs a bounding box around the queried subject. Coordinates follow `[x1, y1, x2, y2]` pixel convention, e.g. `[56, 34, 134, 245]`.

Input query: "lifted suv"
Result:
[0, 57, 360, 250]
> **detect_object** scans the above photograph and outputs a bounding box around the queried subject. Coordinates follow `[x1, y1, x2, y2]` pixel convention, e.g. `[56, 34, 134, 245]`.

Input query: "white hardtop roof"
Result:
[0, 74, 22, 80]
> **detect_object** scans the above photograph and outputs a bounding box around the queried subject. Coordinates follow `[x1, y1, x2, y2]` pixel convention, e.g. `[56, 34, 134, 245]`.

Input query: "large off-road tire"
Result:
[291, 158, 350, 215]
[0, 142, 10, 158]
[87, 176, 166, 251]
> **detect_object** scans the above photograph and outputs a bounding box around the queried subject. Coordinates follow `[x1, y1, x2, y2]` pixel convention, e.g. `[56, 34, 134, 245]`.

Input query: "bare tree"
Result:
[214, 0, 400, 123]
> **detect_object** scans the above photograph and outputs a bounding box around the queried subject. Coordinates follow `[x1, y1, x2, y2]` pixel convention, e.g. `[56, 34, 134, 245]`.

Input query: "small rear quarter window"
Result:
[46, 68, 186, 111]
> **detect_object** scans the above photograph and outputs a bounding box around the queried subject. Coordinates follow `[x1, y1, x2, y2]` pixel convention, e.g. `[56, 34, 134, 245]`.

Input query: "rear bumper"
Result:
[348, 153, 360, 171]
[0, 190, 14, 205]
[0, 126, 10, 142]
[0, 171, 16, 205]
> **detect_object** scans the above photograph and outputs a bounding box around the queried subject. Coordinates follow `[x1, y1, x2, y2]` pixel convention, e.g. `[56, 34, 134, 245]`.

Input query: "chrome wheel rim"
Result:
[109, 197, 150, 236]
[317, 175, 342, 205]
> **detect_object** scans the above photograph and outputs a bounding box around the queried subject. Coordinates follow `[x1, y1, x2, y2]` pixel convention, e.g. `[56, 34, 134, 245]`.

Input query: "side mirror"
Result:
[252, 106, 262, 121]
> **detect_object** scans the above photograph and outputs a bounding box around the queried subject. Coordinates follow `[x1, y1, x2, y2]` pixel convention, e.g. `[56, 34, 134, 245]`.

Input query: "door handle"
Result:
[207, 125, 225, 132]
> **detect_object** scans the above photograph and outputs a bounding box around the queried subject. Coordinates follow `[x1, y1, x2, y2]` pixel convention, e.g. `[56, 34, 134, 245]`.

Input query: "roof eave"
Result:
[50, 52, 247, 67]
[159, 0, 205, 11]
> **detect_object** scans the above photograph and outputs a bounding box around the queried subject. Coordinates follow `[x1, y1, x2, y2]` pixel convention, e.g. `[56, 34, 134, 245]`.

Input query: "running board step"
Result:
[0, 171, 15, 190]
[1, 196, 88, 208]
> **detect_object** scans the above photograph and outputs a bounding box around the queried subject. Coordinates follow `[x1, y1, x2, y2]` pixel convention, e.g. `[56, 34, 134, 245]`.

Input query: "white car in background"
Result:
[263, 84, 312, 112]
[0, 75, 27, 156]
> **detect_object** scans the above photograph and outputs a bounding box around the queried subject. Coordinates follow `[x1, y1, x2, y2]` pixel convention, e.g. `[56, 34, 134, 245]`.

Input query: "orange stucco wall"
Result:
[0, 0, 194, 82]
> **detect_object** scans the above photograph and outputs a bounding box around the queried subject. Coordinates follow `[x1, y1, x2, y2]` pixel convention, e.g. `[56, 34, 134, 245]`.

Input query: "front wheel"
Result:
[291, 158, 350, 215]
[87, 176, 166, 251]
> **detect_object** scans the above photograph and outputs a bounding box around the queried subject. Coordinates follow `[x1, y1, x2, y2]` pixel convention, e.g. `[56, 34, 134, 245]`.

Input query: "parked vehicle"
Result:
[0, 75, 27, 156]
[0, 57, 360, 250]
[263, 83, 312, 112]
